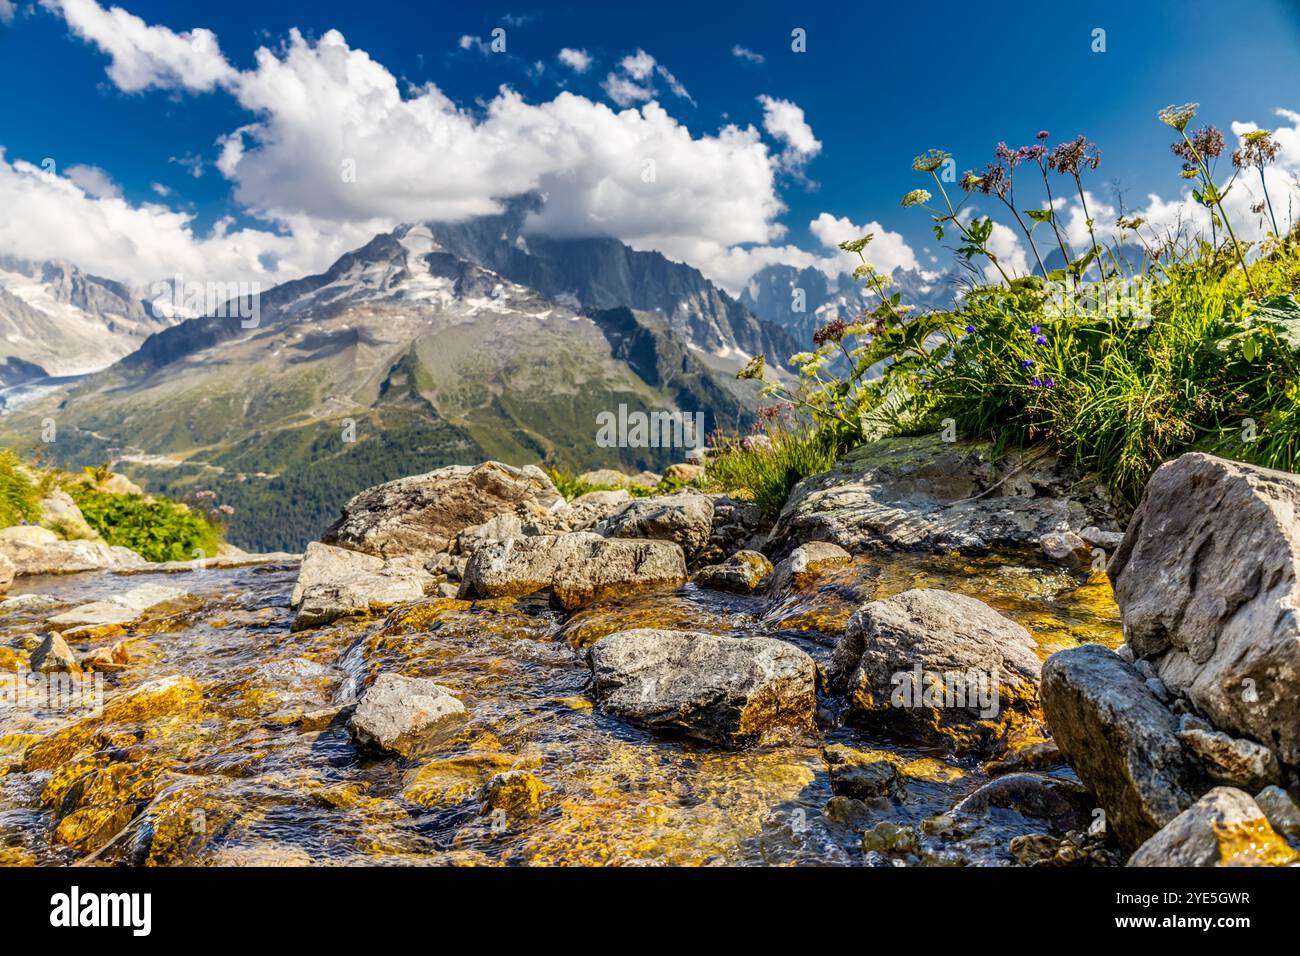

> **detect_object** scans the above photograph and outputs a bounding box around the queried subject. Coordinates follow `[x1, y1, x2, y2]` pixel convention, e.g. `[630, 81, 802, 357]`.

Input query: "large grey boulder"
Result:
[347, 673, 465, 756]
[542, 490, 632, 534]
[830, 588, 1043, 756]
[596, 493, 715, 561]
[586, 629, 816, 747]
[1109, 453, 1300, 773]
[322, 461, 563, 557]
[459, 532, 686, 610]
[0, 525, 141, 575]
[290, 542, 431, 630]
[1128, 787, 1296, 866]
[768, 435, 1117, 556]
[1041, 644, 1202, 853]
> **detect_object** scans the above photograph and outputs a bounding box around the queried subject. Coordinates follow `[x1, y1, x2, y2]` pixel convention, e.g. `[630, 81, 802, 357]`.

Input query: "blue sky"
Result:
[2, 0, 1299, 291]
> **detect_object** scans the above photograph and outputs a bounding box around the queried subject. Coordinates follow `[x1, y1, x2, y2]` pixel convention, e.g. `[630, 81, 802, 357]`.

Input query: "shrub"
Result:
[68, 485, 223, 562]
[704, 426, 838, 520]
[0, 448, 41, 527]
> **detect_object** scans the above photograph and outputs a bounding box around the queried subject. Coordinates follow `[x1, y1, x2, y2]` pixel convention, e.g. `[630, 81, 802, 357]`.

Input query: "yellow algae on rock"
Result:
[23, 676, 204, 771]
[1212, 818, 1300, 866]
[51, 756, 173, 854]
[404, 753, 541, 808]
[479, 770, 547, 819]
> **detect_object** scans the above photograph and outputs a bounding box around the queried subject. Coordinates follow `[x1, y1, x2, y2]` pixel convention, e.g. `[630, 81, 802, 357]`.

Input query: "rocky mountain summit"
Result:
[1, 438, 1297, 866]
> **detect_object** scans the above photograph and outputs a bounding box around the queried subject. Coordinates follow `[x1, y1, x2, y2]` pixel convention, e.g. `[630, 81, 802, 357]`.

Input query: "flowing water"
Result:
[0, 552, 1122, 866]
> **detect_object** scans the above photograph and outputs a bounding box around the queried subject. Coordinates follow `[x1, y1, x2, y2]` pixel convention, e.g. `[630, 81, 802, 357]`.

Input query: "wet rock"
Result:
[861, 821, 918, 856]
[29, 631, 79, 674]
[322, 461, 563, 557]
[1108, 452, 1300, 772]
[830, 588, 1043, 756]
[822, 795, 874, 830]
[1009, 833, 1060, 865]
[0, 592, 58, 612]
[348, 673, 465, 757]
[586, 628, 816, 747]
[766, 541, 853, 594]
[459, 533, 587, 599]
[78, 642, 132, 673]
[290, 542, 431, 630]
[1041, 644, 1200, 853]
[1128, 787, 1299, 866]
[597, 493, 714, 561]
[1039, 531, 1091, 568]
[952, 773, 1093, 831]
[982, 739, 1063, 776]
[768, 435, 1116, 557]
[0, 553, 14, 592]
[24, 676, 205, 772]
[403, 753, 535, 807]
[1177, 725, 1279, 791]
[478, 770, 545, 819]
[822, 745, 905, 801]
[1079, 526, 1124, 550]
[1254, 785, 1300, 842]
[47, 584, 190, 634]
[696, 550, 773, 594]
[0, 525, 141, 575]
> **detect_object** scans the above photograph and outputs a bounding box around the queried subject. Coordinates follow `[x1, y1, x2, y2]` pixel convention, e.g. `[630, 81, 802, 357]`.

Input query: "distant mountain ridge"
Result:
[0, 214, 765, 551]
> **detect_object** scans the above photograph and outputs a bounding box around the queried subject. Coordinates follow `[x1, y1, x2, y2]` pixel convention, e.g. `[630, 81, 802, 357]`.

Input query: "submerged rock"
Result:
[768, 435, 1117, 556]
[766, 541, 853, 594]
[479, 770, 546, 819]
[586, 628, 816, 746]
[822, 745, 905, 801]
[1041, 644, 1200, 853]
[1108, 452, 1300, 772]
[830, 588, 1043, 756]
[695, 550, 773, 594]
[322, 461, 563, 557]
[47, 583, 190, 634]
[1254, 785, 1300, 843]
[348, 673, 465, 757]
[1128, 787, 1299, 867]
[952, 773, 1093, 832]
[1177, 724, 1279, 791]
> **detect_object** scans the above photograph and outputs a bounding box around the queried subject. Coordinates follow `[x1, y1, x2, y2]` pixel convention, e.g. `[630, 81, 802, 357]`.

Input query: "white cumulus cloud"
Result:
[557, 48, 591, 73]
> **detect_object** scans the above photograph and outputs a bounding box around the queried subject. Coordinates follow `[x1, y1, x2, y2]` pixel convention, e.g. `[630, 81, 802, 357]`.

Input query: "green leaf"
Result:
[1252, 294, 1300, 351]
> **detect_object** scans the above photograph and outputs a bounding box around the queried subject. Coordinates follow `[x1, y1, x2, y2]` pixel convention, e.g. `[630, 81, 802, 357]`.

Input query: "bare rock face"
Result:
[1128, 787, 1298, 866]
[596, 493, 715, 562]
[1041, 644, 1202, 853]
[768, 435, 1118, 557]
[537, 490, 630, 534]
[830, 588, 1043, 756]
[459, 532, 686, 610]
[322, 461, 563, 557]
[1108, 452, 1300, 772]
[290, 542, 431, 631]
[586, 629, 816, 747]
[347, 673, 465, 757]
[696, 550, 773, 594]
[1177, 723, 1279, 791]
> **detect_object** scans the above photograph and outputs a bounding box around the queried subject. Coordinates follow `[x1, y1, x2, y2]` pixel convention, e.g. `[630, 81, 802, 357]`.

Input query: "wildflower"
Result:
[1018, 144, 1047, 163]
[1031, 377, 1043, 387]
[1036, 130, 1050, 141]
[195, 490, 216, 500]
[1233, 128, 1281, 170]
[959, 172, 983, 192]
[1117, 215, 1146, 230]
[912, 149, 949, 173]
[1030, 324, 1041, 334]
[1021, 359, 1034, 368]
[217, 504, 235, 515]
[1035, 335, 1048, 345]
[813, 317, 849, 345]
[1252, 200, 1267, 215]
[736, 354, 766, 380]
[901, 188, 931, 207]
[838, 234, 873, 254]
[972, 163, 1008, 197]
[1172, 125, 1225, 162]
[1044, 378, 1056, 388]
[964, 324, 976, 334]
[1158, 103, 1199, 132]
[1048, 135, 1102, 175]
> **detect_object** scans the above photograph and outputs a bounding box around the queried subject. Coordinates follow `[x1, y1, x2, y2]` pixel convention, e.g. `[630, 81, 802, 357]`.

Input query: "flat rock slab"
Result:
[1109, 452, 1300, 773]
[1041, 643, 1201, 853]
[0, 525, 145, 576]
[347, 673, 465, 757]
[322, 461, 562, 557]
[830, 588, 1043, 757]
[47, 584, 191, 631]
[768, 435, 1116, 556]
[586, 628, 816, 747]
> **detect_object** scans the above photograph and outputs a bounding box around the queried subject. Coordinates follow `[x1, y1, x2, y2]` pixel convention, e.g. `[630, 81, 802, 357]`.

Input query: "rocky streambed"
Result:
[1, 436, 1298, 867]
